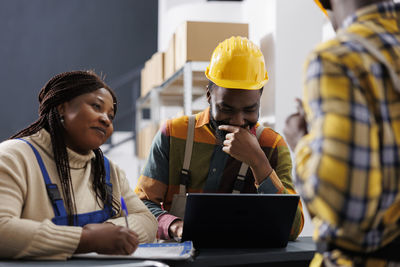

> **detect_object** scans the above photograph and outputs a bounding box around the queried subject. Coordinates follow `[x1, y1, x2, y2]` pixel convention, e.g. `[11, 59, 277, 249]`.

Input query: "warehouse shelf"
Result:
[135, 61, 209, 132]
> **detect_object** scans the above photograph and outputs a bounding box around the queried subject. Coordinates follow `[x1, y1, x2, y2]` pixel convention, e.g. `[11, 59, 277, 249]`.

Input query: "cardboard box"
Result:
[137, 123, 159, 160]
[140, 52, 165, 97]
[175, 21, 249, 70]
[164, 34, 175, 80]
[140, 62, 148, 97]
[140, 60, 151, 97]
[151, 52, 164, 87]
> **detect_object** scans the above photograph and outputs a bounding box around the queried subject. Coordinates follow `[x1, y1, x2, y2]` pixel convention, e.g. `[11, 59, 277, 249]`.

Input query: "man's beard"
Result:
[209, 106, 257, 144]
[209, 114, 229, 144]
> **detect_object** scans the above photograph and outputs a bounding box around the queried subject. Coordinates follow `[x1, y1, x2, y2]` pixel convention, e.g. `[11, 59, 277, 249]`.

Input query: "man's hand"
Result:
[283, 99, 308, 151]
[218, 125, 272, 184]
[169, 220, 183, 239]
[75, 223, 139, 255]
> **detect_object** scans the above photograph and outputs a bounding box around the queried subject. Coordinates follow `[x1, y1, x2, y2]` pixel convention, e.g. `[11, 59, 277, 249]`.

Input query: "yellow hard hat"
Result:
[205, 36, 268, 90]
[314, 0, 328, 16]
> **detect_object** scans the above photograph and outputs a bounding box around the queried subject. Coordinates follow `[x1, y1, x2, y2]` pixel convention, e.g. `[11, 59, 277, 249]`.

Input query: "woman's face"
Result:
[57, 88, 115, 155]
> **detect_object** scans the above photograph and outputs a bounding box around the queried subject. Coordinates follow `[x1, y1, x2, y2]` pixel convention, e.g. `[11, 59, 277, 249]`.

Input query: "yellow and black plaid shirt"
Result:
[295, 2, 400, 266]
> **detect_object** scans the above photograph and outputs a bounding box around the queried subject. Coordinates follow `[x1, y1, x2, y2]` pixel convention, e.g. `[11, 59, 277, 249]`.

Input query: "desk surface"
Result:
[0, 236, 315, 267]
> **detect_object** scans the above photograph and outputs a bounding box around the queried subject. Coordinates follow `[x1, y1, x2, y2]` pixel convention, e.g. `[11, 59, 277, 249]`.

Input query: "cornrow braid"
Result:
[92, 148, 121, 211]
[11, 70, 120, 225]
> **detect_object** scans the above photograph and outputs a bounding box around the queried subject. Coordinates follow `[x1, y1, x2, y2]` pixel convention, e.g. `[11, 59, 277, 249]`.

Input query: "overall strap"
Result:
[103, 156, 113, 205]
[104, 155, 111, 183]
[51, 155, 115, 226]
[338, 31, 400, 93]
[17, 138, 67, 217]
[179, 115, 196, 195]
[232, 125, 265, 194]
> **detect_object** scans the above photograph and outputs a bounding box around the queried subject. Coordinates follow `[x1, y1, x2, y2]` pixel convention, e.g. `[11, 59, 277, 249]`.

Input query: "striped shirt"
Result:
[135, 107, 304, 240]
[295, 2, 400, 266]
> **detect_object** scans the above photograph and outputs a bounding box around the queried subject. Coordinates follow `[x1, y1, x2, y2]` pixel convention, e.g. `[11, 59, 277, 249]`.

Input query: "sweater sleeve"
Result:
[0, 144, 82, 260]
[106, 165, 158, 243]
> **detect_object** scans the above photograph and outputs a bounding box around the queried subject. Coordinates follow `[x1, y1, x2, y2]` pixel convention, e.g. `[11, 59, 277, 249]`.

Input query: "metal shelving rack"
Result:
[135, 61, 209, 133]
[134, 61, 209, 174]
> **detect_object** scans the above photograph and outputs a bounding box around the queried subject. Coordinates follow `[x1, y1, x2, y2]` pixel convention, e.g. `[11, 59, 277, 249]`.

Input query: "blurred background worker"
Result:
[135, 36, 304, 241]
[284, 0, 400, 266]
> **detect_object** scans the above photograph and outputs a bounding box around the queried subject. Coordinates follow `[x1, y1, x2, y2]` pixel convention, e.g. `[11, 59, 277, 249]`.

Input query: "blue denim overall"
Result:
[18, 138, 116, 226]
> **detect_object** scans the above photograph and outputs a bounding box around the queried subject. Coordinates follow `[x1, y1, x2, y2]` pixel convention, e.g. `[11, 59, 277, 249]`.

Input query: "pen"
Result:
[120, 196, 130, 229]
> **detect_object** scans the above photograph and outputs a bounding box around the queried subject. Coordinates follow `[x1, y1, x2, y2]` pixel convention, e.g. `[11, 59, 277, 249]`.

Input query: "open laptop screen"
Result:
[181, 193, 299, 248]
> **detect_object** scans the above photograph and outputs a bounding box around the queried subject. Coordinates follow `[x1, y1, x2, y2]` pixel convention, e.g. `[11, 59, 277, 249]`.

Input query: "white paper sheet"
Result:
[73, 241, 194, 261]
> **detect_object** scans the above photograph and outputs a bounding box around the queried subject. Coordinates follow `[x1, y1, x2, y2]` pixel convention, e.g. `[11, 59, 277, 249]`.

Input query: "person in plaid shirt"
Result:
[284, 0, 400, 266]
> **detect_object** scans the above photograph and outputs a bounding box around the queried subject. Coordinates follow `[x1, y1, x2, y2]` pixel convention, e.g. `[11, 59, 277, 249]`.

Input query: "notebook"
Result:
[181, 193, 300, 248]
[74, 241, 194, 261]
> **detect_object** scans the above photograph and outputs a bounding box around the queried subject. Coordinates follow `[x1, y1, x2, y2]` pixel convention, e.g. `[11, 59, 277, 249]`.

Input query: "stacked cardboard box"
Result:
[174, 21, 248, 71]
[140, 52, 165, 97]
[164, 34, 175, 81]
[140, 61, 150, 98]
[136, 123, 159, 160]
[140, 21, 248, 97]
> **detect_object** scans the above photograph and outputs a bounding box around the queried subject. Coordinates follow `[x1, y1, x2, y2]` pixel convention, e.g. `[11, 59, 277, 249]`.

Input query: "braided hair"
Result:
[11, 70, 120, 225]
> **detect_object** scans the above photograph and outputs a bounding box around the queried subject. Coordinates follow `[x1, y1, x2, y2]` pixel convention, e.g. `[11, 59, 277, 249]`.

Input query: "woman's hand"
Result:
[75, 223, 139, 255]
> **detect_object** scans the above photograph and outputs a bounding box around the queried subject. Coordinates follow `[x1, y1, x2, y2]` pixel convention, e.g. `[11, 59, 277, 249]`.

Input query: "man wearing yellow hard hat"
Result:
[284, 0, 400, 266]
[135, 36, 304, 241]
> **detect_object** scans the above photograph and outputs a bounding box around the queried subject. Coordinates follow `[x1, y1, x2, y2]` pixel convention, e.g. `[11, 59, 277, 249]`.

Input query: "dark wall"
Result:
[0, 0, 158, 140]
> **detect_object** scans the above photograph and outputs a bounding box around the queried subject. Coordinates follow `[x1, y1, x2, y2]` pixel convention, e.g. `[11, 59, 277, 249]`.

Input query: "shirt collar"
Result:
[195, 107, 211, 128]
[342, 1, 398, 29]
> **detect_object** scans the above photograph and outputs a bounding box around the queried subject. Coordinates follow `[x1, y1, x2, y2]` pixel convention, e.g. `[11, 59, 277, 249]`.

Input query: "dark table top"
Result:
[0, 236, 316, 267]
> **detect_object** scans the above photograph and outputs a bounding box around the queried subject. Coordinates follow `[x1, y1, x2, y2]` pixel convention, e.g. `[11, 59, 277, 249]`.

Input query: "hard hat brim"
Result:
[314, 0, 328, 16]
[205, 68, 268, 90]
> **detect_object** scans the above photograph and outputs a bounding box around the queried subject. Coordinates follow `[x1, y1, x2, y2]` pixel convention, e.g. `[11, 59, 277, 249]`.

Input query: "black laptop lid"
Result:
[181, 193, 300, 248]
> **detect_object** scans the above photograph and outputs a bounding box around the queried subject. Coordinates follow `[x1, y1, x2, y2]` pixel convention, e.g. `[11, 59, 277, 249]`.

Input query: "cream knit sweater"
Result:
[0, 129, 157, 260]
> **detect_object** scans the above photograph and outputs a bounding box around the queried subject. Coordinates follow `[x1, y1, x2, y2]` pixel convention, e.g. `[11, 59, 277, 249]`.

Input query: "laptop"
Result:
[181, 193, 300, 248]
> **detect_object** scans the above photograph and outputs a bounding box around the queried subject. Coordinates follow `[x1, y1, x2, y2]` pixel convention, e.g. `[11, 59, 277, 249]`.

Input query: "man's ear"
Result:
[206, 85, 211, 104]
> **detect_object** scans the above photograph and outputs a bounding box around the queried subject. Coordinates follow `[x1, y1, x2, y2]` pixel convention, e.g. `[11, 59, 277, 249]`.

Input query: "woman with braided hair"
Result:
[0, 70, 157, 259]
